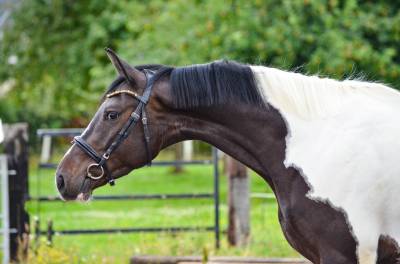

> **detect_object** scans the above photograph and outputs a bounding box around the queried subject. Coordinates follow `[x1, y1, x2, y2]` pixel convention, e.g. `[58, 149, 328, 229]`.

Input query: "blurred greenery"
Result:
[1, 0, 400, 130]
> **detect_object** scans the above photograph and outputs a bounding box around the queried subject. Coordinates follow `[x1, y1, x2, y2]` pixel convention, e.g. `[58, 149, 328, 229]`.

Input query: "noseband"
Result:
[73, 70, 155, 186]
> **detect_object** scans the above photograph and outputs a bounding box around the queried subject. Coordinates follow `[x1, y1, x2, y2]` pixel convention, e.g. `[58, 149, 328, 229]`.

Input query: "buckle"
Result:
[131, 112, 140, 120]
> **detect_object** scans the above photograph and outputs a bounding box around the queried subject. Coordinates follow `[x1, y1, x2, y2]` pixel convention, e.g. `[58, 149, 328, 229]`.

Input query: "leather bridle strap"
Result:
[142, 108, 152, 165]
[74, 136, 102, 164]
[73, 69, 155, 186]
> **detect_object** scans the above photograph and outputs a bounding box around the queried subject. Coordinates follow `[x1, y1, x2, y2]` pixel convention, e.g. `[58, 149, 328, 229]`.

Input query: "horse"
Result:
[56, 48, 400, 264]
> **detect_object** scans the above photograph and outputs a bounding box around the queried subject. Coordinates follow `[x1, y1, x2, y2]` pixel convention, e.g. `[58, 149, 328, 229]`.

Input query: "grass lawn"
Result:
[26, 153, 299, 263]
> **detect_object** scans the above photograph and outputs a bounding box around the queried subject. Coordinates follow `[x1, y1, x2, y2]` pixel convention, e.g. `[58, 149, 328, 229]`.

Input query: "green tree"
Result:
[1, 0, 399, 130]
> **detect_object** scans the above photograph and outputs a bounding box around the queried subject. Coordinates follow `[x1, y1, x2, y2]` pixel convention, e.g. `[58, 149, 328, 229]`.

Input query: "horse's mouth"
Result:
[75, 177, 92, 202]
[76, 191, 92, 202]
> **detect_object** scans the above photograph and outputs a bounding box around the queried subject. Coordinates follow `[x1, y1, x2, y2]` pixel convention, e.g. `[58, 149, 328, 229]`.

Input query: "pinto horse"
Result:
[56, 49, 400, 264]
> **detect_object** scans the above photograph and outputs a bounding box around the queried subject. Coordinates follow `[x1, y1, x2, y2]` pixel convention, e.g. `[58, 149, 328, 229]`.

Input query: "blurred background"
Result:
[0, 0, 399, 263]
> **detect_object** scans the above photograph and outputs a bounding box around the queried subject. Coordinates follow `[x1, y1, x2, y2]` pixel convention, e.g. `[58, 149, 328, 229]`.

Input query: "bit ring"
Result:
[86, 163, 104, 180]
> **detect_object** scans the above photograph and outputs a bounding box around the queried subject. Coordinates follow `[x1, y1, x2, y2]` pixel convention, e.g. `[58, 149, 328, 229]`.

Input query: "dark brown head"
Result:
[56, 54, 266, 201]
[55, 49, 177, 201]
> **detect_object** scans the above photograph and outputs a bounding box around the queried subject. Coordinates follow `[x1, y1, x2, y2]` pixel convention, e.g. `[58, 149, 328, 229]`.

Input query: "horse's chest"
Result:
[279, 110, 400, 262]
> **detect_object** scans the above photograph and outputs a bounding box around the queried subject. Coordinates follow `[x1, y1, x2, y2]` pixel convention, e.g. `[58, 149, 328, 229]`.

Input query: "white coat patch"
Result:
[251, 65, 400, 263]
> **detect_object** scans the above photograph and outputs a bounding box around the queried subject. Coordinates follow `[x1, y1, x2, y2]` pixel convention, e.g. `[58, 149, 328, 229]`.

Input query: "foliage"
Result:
[28, 241, 79, 264]
[1, 0, 400, 129]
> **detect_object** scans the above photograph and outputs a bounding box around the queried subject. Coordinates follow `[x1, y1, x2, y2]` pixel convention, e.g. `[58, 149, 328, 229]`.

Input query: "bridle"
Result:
[73, 70, 155, 186]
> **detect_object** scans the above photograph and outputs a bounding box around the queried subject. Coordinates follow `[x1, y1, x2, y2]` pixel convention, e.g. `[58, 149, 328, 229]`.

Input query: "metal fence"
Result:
[0, 155, 18, 264]
[31, 128, 221, 248]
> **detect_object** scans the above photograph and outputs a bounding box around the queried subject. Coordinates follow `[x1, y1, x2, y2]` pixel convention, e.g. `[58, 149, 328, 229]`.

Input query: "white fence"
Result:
[0, 155, 10, 264]
[0, 120, 3, 143]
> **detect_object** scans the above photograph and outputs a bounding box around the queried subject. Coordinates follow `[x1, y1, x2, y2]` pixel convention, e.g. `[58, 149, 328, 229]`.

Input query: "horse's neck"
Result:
[169, 67, 400, 190]
[176, 104, 288, 187]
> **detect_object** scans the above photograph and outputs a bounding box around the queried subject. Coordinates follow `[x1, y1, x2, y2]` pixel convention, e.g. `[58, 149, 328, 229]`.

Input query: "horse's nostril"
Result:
[56, 174, 65, 191]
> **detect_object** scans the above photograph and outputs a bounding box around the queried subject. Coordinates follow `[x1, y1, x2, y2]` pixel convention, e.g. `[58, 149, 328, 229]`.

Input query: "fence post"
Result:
[46, 220, 53, 246]
[226, 156, 250, 246]
[212, 148, 220, 249]
[0, 155, 10, 264]
[183, 140, 193, 161]
[40, 135, 52, 163]
[0, 119, 3, 143]
[3, 123, 30, 261]
[173, 143, 183, 173]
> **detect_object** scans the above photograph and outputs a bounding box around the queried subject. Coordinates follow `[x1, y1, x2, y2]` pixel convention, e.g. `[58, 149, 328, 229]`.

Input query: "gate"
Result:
[0, 123, 29, 263]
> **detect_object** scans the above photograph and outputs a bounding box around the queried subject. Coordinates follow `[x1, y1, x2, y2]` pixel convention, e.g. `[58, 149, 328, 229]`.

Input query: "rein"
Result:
[73, 70, 155, 186]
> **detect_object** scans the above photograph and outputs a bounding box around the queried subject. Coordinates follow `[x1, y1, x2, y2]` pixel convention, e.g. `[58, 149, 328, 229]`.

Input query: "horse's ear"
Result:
[105, 47, 144, 86]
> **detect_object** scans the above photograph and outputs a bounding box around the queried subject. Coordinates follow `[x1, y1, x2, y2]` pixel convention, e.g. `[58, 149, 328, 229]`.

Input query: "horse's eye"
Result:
[105, 111, 119, 120]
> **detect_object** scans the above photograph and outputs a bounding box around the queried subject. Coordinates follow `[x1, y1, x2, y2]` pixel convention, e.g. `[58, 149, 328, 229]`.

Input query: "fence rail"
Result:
[33, 128, 221, 248]
[44, 226, 216, 236]
[37, 128, 84, 137]
[29, 193, 214, 202]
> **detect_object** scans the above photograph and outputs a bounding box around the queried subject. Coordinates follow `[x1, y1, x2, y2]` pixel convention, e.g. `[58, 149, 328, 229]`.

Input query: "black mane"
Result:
[105, 61, 266, 109]
[170, 60, 266, 109]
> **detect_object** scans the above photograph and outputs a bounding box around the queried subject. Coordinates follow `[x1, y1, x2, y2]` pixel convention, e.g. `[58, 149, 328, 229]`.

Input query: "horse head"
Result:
[55, 49, 177, 200]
